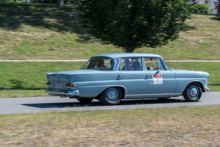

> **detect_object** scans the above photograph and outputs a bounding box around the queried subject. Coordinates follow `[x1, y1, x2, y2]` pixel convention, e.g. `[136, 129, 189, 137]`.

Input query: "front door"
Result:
[117, 58, 147, 96]
[144, 58, 176, 95]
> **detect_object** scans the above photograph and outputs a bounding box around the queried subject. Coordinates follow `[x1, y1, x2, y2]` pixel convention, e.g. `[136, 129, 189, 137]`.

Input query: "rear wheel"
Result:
[77, 98, 93, 103]
[183, 83, 202, 102]
[100, 87, 122, 105]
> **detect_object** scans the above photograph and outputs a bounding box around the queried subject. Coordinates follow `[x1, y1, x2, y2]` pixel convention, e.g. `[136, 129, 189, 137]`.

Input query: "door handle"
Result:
[118, 74, 125, 80]
[119, 74, 125, 78]
[145, 75, 152, 79]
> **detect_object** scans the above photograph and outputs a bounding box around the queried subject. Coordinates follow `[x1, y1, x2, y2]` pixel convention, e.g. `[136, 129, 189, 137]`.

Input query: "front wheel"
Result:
[77, 98, 93, 103]
[183, 83, 202, 102]
[100, 87, 122, 105]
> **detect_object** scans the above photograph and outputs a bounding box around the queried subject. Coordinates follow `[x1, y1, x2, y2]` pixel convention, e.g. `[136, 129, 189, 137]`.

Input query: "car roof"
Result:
[92, 53, 161, 59]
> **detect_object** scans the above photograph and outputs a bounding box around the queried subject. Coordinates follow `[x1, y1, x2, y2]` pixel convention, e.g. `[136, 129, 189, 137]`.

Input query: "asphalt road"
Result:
[0, 91, 219, 114]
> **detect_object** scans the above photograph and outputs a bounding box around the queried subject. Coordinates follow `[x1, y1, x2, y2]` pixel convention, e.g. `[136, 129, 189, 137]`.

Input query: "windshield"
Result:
[81, 57, 117, 71]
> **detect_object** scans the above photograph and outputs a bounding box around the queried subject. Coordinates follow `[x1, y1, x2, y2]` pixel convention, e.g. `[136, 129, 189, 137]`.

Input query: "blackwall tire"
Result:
[100, 87, 122, 105]
[183, 83, 202, 102]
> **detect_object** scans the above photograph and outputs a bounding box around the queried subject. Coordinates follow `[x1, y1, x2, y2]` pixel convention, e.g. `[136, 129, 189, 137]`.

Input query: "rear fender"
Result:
[96, 86, 127, 99]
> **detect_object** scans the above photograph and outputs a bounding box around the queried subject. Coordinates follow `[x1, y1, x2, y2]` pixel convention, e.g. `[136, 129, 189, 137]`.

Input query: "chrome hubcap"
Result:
[108, 90, 117, 100]
[190, 88, 198, 97]
[106, 88, 118, 101]
[189, 86, 199, 99]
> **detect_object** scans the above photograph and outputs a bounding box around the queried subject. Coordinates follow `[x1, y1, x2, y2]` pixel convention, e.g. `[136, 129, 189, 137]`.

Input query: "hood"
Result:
[172, 69, 210, 79]
[172, 69, 208, 74]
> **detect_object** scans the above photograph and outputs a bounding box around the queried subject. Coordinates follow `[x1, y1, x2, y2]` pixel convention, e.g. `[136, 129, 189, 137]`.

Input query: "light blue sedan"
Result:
[46, 53, 211, 105]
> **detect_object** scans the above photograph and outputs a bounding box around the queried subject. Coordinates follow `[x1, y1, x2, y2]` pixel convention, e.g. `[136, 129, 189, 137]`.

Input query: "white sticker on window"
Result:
[153, 73, 163, 84]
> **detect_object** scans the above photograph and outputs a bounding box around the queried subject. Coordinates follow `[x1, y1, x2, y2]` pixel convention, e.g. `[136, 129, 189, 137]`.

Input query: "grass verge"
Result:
[0, 62, 219, 98]
[0, 106, 220, 146]
[0, 3, 220, 60]
[0, 62, 84, 97]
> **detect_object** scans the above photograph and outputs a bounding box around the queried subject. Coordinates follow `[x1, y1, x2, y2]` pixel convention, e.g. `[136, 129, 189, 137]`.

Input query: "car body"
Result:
[46, 53, 211, 105]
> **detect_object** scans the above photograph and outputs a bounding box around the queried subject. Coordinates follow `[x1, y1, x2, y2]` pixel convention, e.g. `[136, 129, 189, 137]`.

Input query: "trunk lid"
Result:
[46, 69, 102, 82]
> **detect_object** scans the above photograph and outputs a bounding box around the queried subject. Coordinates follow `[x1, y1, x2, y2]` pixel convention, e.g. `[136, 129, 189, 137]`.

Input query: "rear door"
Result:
[117, 58, 147, 96]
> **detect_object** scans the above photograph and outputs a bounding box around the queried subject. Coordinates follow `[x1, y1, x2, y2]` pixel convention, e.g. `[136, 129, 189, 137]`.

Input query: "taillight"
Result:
[46, 82, 50, 85]
[66, 83, 75, 88]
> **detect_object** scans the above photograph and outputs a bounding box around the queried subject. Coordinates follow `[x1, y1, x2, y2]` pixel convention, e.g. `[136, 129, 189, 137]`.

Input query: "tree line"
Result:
[1, 0, 219, 52]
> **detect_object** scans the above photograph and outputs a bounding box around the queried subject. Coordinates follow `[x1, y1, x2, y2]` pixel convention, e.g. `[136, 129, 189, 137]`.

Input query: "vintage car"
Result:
[46, 53, 211, 105]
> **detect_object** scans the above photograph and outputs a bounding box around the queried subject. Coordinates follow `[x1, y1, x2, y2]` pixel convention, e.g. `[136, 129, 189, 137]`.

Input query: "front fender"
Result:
[176, 79, 207, 94]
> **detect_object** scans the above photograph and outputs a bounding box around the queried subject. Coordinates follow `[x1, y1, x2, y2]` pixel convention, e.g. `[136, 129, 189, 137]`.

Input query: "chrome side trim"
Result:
[45, 89, 79, 96]
[204, 87, 211, 92]
[125, 93, 182, 97]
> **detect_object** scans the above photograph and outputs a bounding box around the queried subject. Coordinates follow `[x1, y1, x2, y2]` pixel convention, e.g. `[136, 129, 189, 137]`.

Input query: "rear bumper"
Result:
[204, 87, 211, 92]
[45, 89, 79, 97]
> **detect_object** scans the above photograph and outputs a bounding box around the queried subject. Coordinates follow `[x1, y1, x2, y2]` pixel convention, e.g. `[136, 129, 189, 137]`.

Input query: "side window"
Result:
[119, 58, 143, 71]
[144, 58, 159, 70]
[87, 58, 114, 71]
[119, 58, 132, 71]
[106, 59, 117, 70]
[95, 58, 116, 70]
[132, 58, 143, 70]
[144, 58, 165, 70]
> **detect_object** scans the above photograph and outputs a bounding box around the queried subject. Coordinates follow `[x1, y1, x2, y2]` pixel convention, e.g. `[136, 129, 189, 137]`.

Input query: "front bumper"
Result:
[204, 87, 211, 92]
[45, 89, 79, 97]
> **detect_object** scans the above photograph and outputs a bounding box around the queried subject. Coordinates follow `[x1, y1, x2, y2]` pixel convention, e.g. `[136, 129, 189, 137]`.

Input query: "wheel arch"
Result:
[96, 86, 126, 99]
[182, 81, 204, 95]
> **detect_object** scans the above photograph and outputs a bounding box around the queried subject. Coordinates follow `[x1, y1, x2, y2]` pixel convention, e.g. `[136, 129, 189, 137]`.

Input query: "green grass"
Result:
[0, 3, 123, 60]
[0, 106, 220, 146]
[0, 62, 219, 98]
[0, 3, 220, 60]
[0, 62, 84, 97]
